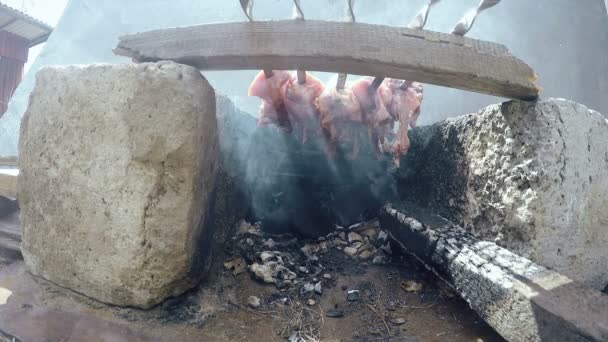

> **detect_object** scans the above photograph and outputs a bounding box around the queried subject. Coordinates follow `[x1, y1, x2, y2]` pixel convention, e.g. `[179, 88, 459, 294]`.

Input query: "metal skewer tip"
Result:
[292, 0, 306, 84]
[450, 0, 501, 36]
[337, 0, 356, 90]
[400, 80, 413, 90]
[292, 0, 304, 20]
[239, 0, 274, 78]
[369, 77, 385, 95]
[336, 73, 348, 91]
[296, 70, 306, 84]
[346, 0, 356, 23]
[239, 0, 254, 21]
[407, 0, 442, 30]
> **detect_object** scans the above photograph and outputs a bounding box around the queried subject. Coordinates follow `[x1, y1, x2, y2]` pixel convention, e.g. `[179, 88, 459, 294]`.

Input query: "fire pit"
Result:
[1, 1, 607, 341]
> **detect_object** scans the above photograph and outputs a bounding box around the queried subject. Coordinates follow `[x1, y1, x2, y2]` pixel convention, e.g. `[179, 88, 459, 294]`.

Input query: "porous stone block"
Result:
[19, 62, 219, 308]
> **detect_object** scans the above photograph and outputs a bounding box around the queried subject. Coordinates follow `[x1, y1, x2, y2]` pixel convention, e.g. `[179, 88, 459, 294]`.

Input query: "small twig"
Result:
[399, 302, 437, 309]
[318, 304, 325, 327]
[229, 300, 279, 316]
[366, 303, 390, 334]
[247, 308, 281, 318]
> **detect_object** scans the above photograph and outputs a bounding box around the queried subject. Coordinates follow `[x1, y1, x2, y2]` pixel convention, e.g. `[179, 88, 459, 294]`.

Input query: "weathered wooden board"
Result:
[0, 156, 18, 167]
[114, 20, 540, 100]
[0, 169, 18, 198]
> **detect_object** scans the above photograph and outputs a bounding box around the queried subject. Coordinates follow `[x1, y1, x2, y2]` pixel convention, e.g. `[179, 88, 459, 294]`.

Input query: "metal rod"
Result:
[264, 70, 274, 78]
[293, 0, 306, 84]
[373, 0, 441, 93]
[336, 0, 356, 90]
[292, 0, 304, 20]
[297, 70, 306, 84]
[336, 73, 348, 90]
[369, 77, 385, 95]
[400, 80, 413, 90]
[450, 0, 501, 36]
[346, 0, 356, 22]
[239, 0, 253, 21]
[239, 0, 273, 78]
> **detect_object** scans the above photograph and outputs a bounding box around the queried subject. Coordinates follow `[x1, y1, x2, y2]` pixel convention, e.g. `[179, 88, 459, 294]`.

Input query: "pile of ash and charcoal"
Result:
[212, 217, 501, 341]
[224, 219, 393, 305]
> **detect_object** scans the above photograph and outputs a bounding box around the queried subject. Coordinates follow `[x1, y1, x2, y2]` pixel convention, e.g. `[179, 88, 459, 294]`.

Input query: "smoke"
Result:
[244, 121, 400, 238]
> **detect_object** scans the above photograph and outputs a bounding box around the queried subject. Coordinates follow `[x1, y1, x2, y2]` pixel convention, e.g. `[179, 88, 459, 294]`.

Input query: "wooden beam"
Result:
[0, 169, 17, 198]
[0, 156, 18, 167]
[114, 20, 540, 101]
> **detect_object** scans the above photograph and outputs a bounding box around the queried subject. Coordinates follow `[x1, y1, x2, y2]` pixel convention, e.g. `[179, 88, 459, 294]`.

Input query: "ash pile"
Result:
[224, 219, 392, 307]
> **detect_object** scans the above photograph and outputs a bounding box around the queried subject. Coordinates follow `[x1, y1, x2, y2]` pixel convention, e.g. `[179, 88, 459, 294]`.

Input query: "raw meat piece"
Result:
[248, 70, 294, 131]
[256, 99, 292, 132]
[315, 87, 364, 158]
[384, 79, 424, 158]
[350, 77, 395, 154]
[248, 70, 293, 105]
[281, 72, 325, 143]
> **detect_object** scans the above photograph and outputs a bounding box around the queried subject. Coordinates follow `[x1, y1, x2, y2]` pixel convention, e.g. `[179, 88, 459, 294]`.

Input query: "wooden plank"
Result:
[114, 20, 540, 100]
[380, 203, 608, 342]
[0, 169, 18, 198]
[0, 155, 18, 167]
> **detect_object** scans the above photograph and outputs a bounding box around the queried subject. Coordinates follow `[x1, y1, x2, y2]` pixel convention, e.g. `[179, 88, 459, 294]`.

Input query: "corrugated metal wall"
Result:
[0, 31, 28, 115]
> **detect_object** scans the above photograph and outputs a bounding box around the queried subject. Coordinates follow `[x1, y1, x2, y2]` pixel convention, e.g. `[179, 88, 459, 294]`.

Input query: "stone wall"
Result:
[399, 98, 608, 289]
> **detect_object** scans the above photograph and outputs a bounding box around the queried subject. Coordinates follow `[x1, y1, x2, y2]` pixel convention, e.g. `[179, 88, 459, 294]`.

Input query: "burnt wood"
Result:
[114, 20, 540, 101]
[380, 203, 608, 342]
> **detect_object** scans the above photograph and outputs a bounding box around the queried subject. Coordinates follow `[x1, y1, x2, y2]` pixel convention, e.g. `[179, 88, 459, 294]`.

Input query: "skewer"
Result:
[400, 80, 413, 90]
[292, 0, 304, 20]
[292, 0, 306, 84]
[408, 0, 442, 29]
[450, 0, 501, 36]
[336, 0, 356, 91]
[369, 1, 443, 95]
[239, 0, 253, 21]
[239, 0, 273, 78]
[368, 76, 385, 96]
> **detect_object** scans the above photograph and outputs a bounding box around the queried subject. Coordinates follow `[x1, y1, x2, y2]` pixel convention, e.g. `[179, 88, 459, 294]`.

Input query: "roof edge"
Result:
[0, 2, 53, 33]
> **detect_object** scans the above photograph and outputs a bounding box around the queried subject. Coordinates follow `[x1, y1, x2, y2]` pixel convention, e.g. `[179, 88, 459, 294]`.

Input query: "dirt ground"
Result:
[0, 232, 504, 342]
